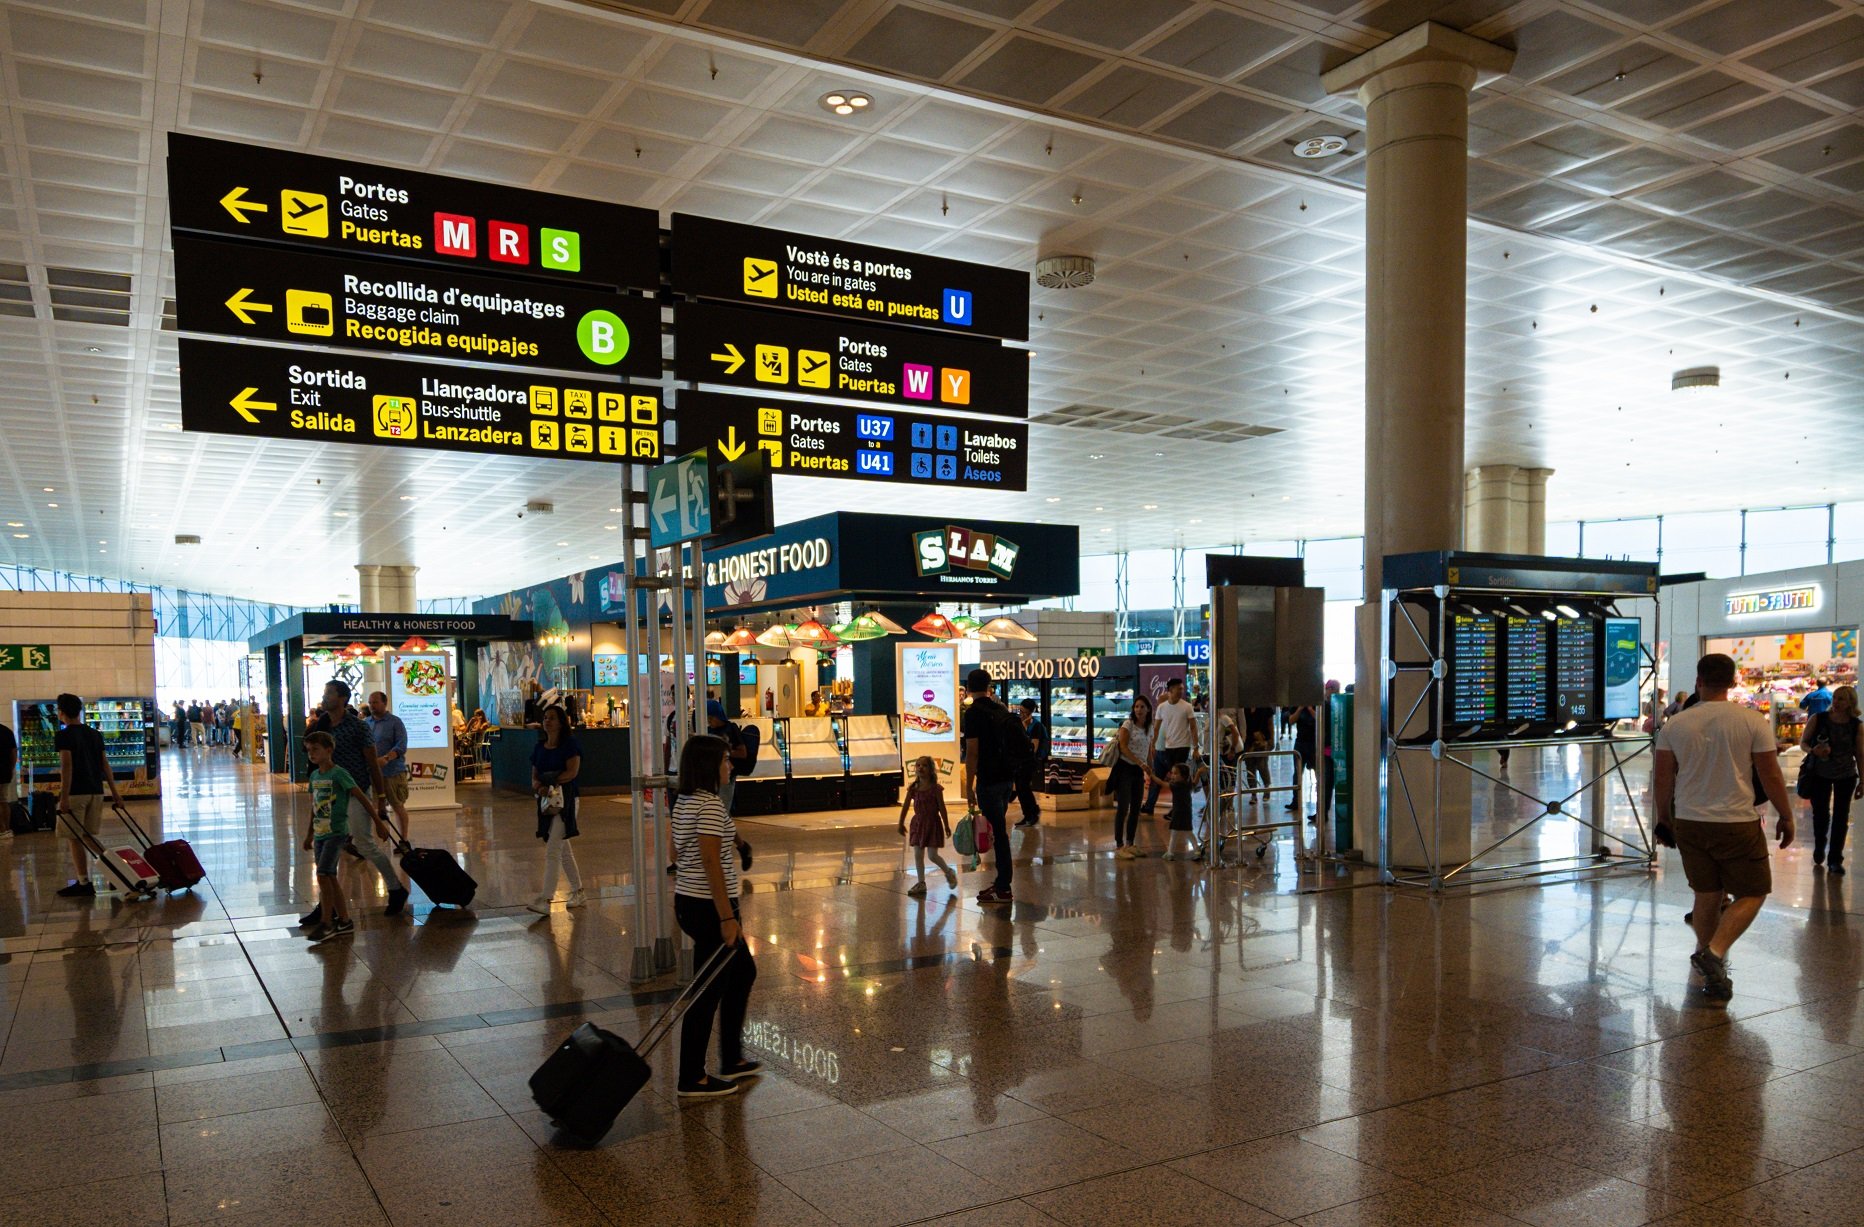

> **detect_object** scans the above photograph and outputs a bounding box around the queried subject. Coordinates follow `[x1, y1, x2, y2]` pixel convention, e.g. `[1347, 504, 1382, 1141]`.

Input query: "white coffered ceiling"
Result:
[0, 0, 1860, 605]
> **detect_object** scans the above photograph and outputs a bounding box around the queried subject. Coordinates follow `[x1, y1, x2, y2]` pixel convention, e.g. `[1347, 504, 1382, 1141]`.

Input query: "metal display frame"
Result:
[1379, 563, 1661, 893]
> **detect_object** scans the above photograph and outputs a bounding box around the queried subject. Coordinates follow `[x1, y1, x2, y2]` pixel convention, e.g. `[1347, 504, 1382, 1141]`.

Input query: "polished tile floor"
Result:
[1, 744, 1858, 1226]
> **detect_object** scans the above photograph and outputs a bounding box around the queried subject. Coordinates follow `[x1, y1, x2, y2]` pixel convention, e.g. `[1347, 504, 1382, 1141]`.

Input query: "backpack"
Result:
[984, 702, 1033, 773]
[737, 722, 761, 773]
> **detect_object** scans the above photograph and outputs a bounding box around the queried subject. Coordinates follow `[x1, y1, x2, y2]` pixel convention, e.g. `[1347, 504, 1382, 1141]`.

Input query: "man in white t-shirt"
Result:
[1653, 653, 1794, 1003]
[1144, 677, 1197, 815]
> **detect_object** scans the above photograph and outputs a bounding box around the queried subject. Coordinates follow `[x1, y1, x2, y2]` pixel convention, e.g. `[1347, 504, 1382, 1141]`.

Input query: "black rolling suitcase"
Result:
[30, 791, 58, 831]
[386, 816, 476, 908]
[530, 946, 736, 1140]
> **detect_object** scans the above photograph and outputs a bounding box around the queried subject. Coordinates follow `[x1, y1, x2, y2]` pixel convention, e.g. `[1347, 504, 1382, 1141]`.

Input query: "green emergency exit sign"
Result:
[0, 645, 51, 670]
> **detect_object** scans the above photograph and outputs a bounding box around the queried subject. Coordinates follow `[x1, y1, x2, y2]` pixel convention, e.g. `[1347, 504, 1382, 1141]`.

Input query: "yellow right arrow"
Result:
[711, 342, 745, 376]
[717, 425, 746, 461]
[219, 186, 267, 224]
[224, 287, 273, 325]
[229, 387, 276, 424]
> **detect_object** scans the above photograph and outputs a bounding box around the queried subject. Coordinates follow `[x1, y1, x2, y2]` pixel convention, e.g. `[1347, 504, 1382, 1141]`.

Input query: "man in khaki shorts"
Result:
[1653, 654, 1795, 1002]
[55, 693, 125, 897]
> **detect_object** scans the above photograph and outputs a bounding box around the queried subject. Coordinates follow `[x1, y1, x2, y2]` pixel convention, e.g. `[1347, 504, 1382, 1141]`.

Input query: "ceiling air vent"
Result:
[526, 500, 555, 515]
[1035, 255, 1095, 290]
[175, 534, 201, 545]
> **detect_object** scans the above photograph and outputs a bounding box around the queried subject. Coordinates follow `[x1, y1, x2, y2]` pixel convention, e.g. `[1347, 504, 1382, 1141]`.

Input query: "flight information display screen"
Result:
[1504, 615, 1550, 722]
[1450, 612, 1499, 726]
[1554, 616, 1599, 723]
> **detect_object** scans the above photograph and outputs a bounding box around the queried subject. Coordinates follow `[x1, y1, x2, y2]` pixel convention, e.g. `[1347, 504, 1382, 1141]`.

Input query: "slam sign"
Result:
[916, 526, 1018, 581]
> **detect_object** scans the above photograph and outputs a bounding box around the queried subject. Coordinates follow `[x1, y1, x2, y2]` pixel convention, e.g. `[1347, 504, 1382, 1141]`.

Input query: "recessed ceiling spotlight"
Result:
[159, 423, 181, 431]
[1672, 366, 1720, 393]
[10, 533, 26, 539]
[820, 89, 872, 116]
[1088, 453, 1104, 461]
[5, 522, 21, 528]
[1044, 497, 1060, 503]
[1189, 518, 1202, 524]
[399, 495, 415, 501]
[557, 540, 568, 547]
[334, 511, 349, 517]
[46, 503, 57, 508]
[86, 346, 101, 354]
[42, 487, 53, 493]
[1142, 503, 1158, 510]
[609, 507, 625, 513]
[604, 524, 618, 530]
[1293, 134, 1350, 159]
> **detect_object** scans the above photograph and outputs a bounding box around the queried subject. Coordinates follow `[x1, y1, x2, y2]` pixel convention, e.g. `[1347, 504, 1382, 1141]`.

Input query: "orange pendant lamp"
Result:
[912, 611, 958, 640]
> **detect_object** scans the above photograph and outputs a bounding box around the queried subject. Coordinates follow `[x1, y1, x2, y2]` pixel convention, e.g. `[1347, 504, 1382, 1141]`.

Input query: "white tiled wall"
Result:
[0, 593, 156, 725]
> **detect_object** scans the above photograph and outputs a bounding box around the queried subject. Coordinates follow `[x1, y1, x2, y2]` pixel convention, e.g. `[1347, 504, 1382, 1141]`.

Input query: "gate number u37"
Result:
[855, 413, 894, 442]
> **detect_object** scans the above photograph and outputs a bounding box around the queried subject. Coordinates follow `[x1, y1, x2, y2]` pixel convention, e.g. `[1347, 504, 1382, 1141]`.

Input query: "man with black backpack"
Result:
[963, 669, 1030, 905]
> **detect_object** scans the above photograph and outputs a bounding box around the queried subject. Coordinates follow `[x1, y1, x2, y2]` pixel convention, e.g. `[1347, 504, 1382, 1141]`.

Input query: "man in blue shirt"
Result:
[367, 690, 412, 830]
[1801, 678, 1833, 716]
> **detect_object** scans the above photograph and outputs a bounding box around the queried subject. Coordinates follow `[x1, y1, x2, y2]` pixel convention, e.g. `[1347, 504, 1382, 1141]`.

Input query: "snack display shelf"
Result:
[1092, 686, 1135, 760]
[12, 697, 161, 798]
[1050, 685, 1089, 760]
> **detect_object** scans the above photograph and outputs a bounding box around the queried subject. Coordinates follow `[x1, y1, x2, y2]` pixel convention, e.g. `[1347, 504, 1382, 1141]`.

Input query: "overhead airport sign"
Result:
[168, 133, 659, 291]
[672, 214, 1029, 341]
[174, 237, 661, 379]
[675, 391, 1026, 491]
[178, 338, 663, 465]
[674, 300, 1026, 417]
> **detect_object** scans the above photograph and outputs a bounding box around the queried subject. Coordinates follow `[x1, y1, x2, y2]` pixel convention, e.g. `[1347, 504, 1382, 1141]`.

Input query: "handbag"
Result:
[539, 784, 565, 817]
[974, 812, 993, 855]
[952, 812, 978, 857]
[1096, 738, 1119, 767]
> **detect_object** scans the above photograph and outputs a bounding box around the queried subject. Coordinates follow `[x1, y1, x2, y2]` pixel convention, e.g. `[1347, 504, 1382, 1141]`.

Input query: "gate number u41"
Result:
[856, 413, 894, 442]
[857, 451, 894, 475]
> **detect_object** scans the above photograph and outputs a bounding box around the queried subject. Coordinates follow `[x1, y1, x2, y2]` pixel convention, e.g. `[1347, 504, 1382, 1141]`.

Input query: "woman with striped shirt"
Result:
[671, 734, 761, 1098]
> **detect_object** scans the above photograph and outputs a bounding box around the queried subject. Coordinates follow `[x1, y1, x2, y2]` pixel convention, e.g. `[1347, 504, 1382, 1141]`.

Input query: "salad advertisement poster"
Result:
[896, 642, 962, 800]
[391, 654, 451, 749]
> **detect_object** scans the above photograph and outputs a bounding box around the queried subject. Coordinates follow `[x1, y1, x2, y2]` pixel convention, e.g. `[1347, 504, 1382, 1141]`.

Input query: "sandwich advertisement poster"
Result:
[897, 643, 962, 800]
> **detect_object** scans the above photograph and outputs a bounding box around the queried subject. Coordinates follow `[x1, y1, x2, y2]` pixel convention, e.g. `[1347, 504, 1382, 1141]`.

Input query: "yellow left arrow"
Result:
[219, 186, 267, 224]
[224, 288, 273, 325]
[230, 387, 276, 424]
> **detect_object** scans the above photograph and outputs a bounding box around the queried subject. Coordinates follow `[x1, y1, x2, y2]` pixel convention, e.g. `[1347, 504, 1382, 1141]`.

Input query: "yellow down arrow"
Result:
[717, 426, 746, 461]
[710, 342, 745, 376]
[219, 186, 267, 224]
[230, 387, 276, 424]
[224, 287, 273, 325]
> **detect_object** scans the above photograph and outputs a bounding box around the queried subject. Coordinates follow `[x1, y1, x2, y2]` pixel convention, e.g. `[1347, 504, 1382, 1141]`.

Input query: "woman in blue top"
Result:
[528, 705, 585, 914]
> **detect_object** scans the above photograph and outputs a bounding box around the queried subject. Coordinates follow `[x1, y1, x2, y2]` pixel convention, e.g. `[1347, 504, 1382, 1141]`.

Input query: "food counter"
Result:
[488, 725, 633, 796]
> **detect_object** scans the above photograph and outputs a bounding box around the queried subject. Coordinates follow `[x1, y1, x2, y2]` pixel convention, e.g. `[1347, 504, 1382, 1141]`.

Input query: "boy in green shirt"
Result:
[303, 730, 369, 943]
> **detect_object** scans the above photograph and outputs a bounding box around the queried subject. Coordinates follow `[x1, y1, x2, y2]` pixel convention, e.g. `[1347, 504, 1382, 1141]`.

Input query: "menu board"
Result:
[593, 653, 625, 686]
[1604, 617, 1642, 720]
[1504, 615, 1549, 722]
[1449, 613, 1499, 726]
[739, 660, 758, 686]
[1554, 617, 1599, 724]
[389, 653, 450, 749]
[900, 645, 958, 743]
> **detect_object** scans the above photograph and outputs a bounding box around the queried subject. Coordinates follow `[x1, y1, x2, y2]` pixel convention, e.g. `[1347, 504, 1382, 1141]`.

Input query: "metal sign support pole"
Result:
[659, 538, 686, 975]
[620, 466, 656, 984]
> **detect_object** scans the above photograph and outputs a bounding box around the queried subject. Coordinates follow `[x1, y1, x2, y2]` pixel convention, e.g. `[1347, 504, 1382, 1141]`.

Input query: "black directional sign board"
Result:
[672, 214, 1030, 341]
[168, 134, 659, 291]
[174, 237, 661, 379]
[674, 300, 1026, 418]
[673, 391, 1026, 492]
[178, 338, 665, 466]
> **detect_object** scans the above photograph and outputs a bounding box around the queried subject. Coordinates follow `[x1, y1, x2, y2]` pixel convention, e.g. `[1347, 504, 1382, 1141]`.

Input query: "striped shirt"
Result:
[672, 790, 738, 901]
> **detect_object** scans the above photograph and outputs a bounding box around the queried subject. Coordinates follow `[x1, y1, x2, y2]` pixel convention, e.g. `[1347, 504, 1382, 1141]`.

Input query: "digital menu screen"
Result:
[739, 660, 758, 686]
[1450, 612, 1499, 726]
[1604, 617, 1642, 720]
[1504, 615, 1549, 723]
[1555, 616, 1599, 723]
[389, 654, 450, 749]
[593, 654, 625, 687]
[900, 645, 957, 744]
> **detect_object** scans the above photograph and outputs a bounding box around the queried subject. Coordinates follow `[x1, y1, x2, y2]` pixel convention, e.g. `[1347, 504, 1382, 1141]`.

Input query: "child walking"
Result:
[898, 756, 957, 896]
[1161, 762, 1199, 861]
[303, 730, 369, 943]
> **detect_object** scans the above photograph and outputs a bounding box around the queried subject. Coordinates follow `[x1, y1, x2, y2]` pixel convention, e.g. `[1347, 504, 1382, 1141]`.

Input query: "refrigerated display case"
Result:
[1048, 680, 1090, 762]
[12, 697, 161, 798]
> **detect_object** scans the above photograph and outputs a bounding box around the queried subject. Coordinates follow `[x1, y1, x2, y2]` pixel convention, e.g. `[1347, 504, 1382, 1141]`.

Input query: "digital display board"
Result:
[900, 645, 958, 743]
[1504, 615, 1549, 723]
[1554, 617, 1599, 724]
[739, 660, 758, 686]
[1449, 613, 1499, 726]
[388, 653, 450, 749]
[592, 653, 625, 686]
[1604, 617, 1642, 721]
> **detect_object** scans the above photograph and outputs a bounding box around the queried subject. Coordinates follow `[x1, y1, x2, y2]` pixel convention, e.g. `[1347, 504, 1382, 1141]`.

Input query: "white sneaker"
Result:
[1161, 852, 1177, 862]
[1116, 846, 1136, 860]
[525, 895, 553, 915]
[566, 889, 587, 909]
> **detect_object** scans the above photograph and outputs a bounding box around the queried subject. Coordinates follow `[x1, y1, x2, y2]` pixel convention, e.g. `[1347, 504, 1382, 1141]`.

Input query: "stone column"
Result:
[1324, 23, 1513, 868]
[1465, 464, 1555, 553]
[357, 564, 418, 613]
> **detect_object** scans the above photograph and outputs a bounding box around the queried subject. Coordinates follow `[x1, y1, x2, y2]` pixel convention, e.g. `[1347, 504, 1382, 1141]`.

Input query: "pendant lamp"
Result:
[949, 614, 983, 635]
[344, 641, 370, 657]
[722, 626, 758, 650]
[756, 623, 799, 649]
[704, 630, 728, 647]
[863, 610, 908, 635]
[834, 614, 889, 642]
[793, 617, 833, 644]
[399, 635, 431, 652]
[979, 616, 1038, 642]
[912, 611, 957, 639]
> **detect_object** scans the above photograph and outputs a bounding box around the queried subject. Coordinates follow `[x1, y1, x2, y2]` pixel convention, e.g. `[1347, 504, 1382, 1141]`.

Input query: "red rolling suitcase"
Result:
[116, 804, 205, 892]
[57, 807, 156, 899]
